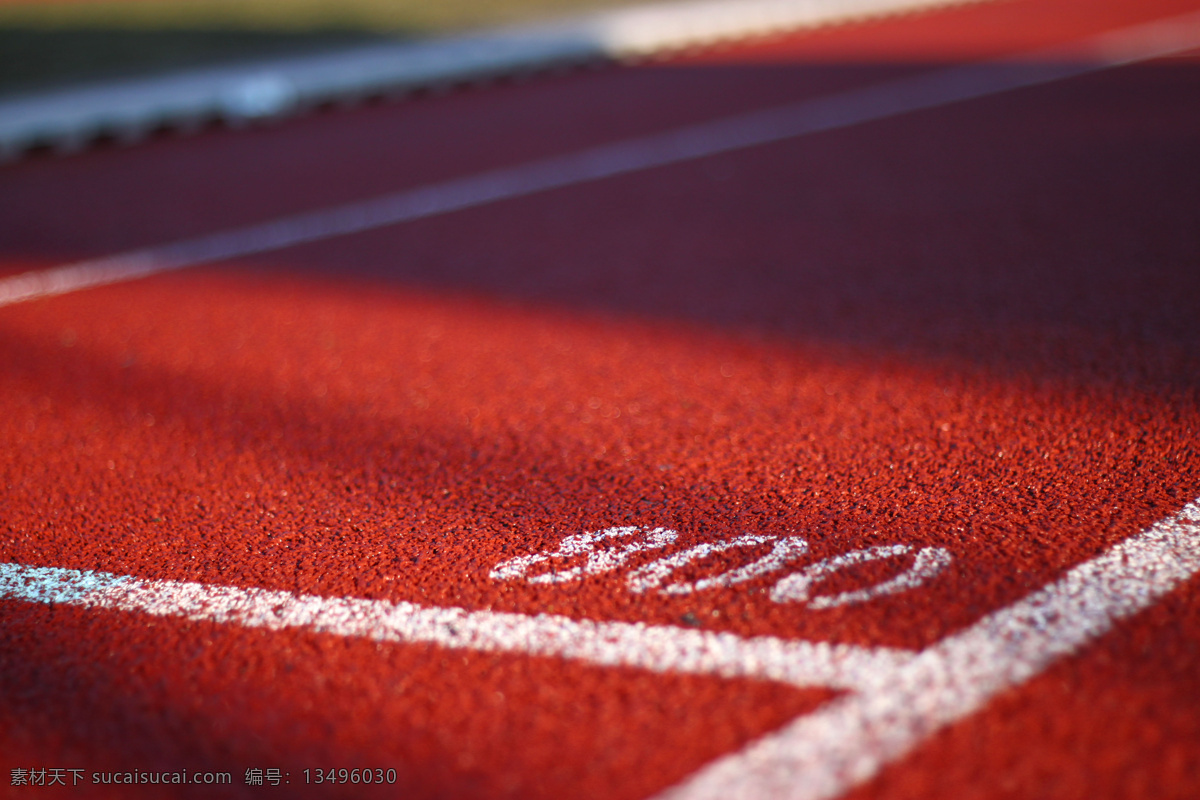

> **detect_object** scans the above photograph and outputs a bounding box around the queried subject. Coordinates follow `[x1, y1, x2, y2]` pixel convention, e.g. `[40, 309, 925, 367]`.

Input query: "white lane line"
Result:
[3, 499, 1198, 796]
[3, 10, 1199, 309]
[655, 498, 1200, 800]
[0, 562, 912, 692]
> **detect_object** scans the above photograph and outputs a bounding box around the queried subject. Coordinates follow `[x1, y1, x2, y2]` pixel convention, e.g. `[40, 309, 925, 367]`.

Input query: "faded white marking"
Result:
[0, 561, 908, 692]
[2, 11, 1199, 308]
[656, 499, 1200, 800]
[629, 535, 810, 595]
[771, 545, 953, 608]
[489, 525, 677, 583]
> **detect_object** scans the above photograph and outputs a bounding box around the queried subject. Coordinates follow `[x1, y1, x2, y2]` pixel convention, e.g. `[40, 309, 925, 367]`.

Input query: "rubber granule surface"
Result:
[2, 0, 1200, 797]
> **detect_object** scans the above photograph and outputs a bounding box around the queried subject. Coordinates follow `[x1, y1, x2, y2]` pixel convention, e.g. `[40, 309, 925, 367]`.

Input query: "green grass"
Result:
[0, 0, 646, 96]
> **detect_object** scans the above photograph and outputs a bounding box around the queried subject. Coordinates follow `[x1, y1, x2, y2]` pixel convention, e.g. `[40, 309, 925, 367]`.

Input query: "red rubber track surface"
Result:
[2, 0, 1200, 797]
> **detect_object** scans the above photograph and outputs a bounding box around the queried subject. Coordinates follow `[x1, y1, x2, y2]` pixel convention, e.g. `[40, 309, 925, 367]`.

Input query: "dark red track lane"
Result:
[3, 0, 1200, 798]
[1, 0, 1196, 262]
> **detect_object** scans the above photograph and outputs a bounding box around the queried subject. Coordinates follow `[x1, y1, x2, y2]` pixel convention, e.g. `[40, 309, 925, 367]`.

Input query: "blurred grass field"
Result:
[0, 0, 645, 96]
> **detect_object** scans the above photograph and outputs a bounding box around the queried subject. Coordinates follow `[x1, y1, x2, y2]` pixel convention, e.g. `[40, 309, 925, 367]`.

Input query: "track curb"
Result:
[0, 0, 981, 159]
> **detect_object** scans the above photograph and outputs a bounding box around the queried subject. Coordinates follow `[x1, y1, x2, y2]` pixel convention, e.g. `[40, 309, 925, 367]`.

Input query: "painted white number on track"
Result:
[771, 544, 954, 608]
[628, 535, 809, 595]
[490, 527, 953, 608]
[489, 526, 677, 584]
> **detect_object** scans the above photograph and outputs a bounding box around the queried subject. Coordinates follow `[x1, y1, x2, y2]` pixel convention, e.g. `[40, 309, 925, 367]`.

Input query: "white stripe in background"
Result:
[2, 10, 1199, 309]
[0, 561, 911, 692]
[655, 498, 1200, 800]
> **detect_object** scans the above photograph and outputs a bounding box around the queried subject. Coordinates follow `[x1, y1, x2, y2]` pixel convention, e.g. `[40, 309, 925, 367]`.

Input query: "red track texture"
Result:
[3, 0, 1200, 797]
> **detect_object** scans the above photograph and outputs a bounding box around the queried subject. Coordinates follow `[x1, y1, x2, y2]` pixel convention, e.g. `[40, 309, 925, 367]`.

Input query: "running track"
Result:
[2, 0, 1200, 797]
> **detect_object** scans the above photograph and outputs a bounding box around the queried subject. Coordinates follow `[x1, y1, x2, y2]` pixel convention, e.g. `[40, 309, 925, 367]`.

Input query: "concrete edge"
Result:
[0, 0, 984, 160]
